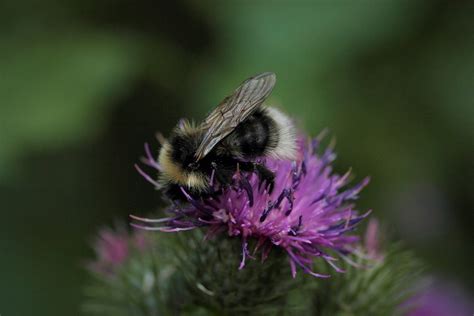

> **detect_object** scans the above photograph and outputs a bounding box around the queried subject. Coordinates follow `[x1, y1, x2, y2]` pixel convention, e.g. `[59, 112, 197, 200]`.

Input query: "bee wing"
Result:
[194, 72, 276, 161]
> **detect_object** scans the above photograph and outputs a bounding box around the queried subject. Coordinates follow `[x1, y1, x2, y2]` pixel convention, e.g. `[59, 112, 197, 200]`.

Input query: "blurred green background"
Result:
[0, 1, 472, 315]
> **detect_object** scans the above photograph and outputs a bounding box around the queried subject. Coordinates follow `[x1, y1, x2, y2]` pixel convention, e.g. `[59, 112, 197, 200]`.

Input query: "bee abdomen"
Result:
[225, 109, 274, 158]
[263, 107, 297, 160]
[223, 107, 297, 161]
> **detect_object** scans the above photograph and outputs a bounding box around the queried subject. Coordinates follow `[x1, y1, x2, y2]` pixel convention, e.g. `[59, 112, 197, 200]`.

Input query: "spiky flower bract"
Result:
[306, 220, 425, 316]
[133, 133, 371, 278]
[84, 226, 300, 316]
[83, 226, 190, 316]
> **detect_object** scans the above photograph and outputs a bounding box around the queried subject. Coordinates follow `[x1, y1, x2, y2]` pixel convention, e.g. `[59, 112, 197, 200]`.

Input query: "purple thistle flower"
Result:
[132, 133, 371, 278]
[88, 227, 149, 277]
[404, 279, 474, 316]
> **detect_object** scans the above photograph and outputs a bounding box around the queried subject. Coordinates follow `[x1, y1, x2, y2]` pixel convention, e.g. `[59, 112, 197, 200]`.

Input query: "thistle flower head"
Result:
[405, 279, 474, 316]
[88, 227, 149, 277]
[133, 132, 371, 278]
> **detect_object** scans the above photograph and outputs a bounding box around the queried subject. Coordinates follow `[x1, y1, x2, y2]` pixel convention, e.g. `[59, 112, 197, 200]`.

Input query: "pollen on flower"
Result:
[132, 132, 371, 278]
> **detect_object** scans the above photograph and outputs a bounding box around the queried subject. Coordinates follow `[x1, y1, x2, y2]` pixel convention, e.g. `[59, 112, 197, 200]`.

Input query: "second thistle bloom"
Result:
[133, 134, 370, 278]
[88, 227, 149, 277]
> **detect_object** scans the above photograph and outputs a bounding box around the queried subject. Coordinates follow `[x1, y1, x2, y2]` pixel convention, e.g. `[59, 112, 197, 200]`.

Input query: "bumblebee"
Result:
[158, 72, 297, 200]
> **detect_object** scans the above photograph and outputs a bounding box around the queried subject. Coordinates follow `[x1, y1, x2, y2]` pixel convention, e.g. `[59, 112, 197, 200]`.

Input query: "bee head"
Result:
[168, 123, 201, 170]
[187, 161, 200, 171]
[158, 121, 208, 191]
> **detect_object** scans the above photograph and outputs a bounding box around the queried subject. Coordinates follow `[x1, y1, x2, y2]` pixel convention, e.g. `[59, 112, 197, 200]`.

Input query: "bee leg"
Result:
[255, 164, 275, 194]
[163, 183, 187, 202]
[238, 162, 275, 194]
[214, 167, 234, 188]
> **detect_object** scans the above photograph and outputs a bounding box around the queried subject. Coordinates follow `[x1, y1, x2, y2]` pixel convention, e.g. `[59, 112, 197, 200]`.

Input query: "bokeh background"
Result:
[1, 1, 472, 315]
